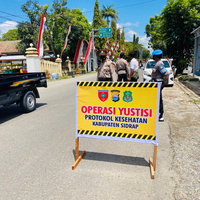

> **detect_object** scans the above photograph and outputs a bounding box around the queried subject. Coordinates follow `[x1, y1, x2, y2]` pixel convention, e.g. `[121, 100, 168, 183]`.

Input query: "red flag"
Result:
[107, 41, 116, 58]
[112, 42, 120, 59]
[104, 38, 110, 51]
[117, 46, 125, 61]
[60, 25, 71, 59]
[37, 14, 46, 58]
[84, 35, 92, 64]
[74, 39, 84, 63]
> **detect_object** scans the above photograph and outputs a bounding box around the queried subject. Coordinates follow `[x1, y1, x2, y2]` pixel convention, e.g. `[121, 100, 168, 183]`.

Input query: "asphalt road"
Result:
[0, 73, 175, 200]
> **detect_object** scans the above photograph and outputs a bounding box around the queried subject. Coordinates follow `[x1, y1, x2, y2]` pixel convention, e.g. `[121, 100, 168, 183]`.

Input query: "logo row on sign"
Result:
[98, 90, 133, 103]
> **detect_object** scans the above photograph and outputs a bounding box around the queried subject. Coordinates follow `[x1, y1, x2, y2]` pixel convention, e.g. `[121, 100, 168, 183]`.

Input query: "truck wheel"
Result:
[20, 91, 36, 113]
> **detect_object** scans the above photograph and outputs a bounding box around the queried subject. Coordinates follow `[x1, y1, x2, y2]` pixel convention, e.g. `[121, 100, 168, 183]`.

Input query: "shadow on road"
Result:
[73, 150, 149, 167]
[0, 103, 47, 124]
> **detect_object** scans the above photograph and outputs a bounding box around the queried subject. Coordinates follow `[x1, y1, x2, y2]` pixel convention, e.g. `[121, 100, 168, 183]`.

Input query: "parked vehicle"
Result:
[143, 59, 174, 87]
[0, 72, 47, 112]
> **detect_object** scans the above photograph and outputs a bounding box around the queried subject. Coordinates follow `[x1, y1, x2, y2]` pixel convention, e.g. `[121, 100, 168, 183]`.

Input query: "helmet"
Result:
[152, 49, 163, 56]
[99, 49, 107, 56]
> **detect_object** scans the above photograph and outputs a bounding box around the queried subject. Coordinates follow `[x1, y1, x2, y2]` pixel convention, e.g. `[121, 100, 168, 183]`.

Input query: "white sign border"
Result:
[76, 81, 161, 146]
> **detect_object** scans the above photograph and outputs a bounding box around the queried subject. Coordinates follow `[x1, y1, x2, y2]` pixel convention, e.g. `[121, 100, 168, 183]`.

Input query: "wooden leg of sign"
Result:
[149, 145, 157, 179]
[72, 138, 86, 170]
[153, 145, 157, 171]
[75, 138, 79, 160]
[149, 157, 154, 179]
[72, 150, 86, 170]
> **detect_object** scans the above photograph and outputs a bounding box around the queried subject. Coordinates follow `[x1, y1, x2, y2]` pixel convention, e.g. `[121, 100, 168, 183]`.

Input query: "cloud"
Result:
[126, 30, 137, 38]
[125, 29, 152, 52]
[0, 21, 17, 37]
[82, 8, 87, 12]
[117, 22, 139, 29]
[132, 22, 139, 27]
[139, 35, 149, 48]
[89, 21, 92, 25]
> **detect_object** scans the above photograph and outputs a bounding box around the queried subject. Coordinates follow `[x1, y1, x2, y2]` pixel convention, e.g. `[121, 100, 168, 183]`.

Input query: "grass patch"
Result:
[189, 99, 200, 104]
[177, 74, 189, 81]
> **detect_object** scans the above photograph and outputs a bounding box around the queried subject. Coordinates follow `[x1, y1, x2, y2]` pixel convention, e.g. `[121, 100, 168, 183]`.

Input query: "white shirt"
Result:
[129, 58, 139, 73]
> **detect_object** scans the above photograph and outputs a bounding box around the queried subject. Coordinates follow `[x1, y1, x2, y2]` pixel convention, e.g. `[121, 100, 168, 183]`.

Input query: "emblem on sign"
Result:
[98, 90, 109, 102]
[111, 90, 120, 102]
[123, 91, 133, 103]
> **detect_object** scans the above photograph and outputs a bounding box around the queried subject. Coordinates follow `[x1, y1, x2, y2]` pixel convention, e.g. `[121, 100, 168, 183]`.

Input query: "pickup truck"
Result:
[0, 72, 47, 112]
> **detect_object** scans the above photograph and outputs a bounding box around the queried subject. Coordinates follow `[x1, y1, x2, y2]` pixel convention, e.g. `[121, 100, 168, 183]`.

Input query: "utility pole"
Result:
[118, 26, 127, 31]
[135, 45, 144, 60]
[91, 29, 94, 71]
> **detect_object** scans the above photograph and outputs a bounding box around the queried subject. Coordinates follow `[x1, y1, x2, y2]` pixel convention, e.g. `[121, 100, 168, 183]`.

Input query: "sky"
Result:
[0, 0, 168, 50]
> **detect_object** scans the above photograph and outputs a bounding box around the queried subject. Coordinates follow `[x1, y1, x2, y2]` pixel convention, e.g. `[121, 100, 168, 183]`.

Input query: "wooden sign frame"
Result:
[72, 81, 161, 179]
[72, 137, 157, 179]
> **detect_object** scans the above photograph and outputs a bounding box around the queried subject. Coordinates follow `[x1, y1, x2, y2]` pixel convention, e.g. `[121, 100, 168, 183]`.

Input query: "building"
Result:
[0, 40, 55, 71]
[191, 26, 200, 73]
[0, 40, 21, 56]
[0, 40, 26, 70]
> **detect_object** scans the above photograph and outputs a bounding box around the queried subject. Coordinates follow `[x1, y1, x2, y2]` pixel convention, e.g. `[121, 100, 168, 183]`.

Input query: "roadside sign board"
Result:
[76, 81, 160, 145]
[99, 28, 112, 38]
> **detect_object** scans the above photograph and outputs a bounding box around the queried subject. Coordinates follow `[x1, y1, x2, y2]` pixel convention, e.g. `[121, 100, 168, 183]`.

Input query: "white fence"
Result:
[39, 59, 62, 76]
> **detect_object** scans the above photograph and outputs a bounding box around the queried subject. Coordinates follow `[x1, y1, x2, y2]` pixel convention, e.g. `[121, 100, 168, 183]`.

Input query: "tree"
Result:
[123, 39, 150, 61]
[124, 41, 133, 61]
[1, 29, 18, 41]
[49, 8, 91, 60]
[92, 0, 104, 29]
[133, 34, 139, 45]
[17, 0, 91, 60]
[108, 19, 117, 54]
[145, 0, 200, 72]
[111, 20, 117, 42]
[101, 4, 119, 27]
[145, 15, 166, 53]
[92, 0, 107, 51]
[120, 28, 125, 47]
[17, 22, 38, 54]
[116, 28, 120, 42]
[161, 0, 200, 72]
[143, 48, 151, 60]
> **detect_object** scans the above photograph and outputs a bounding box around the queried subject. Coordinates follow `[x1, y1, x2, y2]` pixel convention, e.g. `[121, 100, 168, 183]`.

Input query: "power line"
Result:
[0, 21, 18, 25]
[83, 0, 156, 13]
[0, 10, 28, 20]
[0, 18, 38, 29]
[0, 15, 27, 18]
[115, 0, 156, 9]
[0, 15, 19, 22]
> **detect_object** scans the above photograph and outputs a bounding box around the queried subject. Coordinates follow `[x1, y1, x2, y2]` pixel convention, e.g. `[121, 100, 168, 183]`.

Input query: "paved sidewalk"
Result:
[163, 82, 200, 200]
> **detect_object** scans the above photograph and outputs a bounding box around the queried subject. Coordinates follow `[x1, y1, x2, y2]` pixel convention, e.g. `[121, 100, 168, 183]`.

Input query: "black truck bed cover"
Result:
[0, 72, 47, 93]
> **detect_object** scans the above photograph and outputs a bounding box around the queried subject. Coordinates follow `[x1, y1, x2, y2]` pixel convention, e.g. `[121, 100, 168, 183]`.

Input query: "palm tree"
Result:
[101, 4, 119, 26]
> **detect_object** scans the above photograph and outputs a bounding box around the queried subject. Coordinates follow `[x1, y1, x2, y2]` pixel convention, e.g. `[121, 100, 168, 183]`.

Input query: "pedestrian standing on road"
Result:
[97, 49, 117, 81]
[116, 52, 129, 82]
[151, 49, 169, 122]
[128, 51, 139, 82]
[139, 60, 143, 68]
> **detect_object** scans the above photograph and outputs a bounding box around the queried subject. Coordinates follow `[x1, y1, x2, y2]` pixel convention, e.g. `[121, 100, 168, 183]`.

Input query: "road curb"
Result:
[175, 80, 200, 99]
